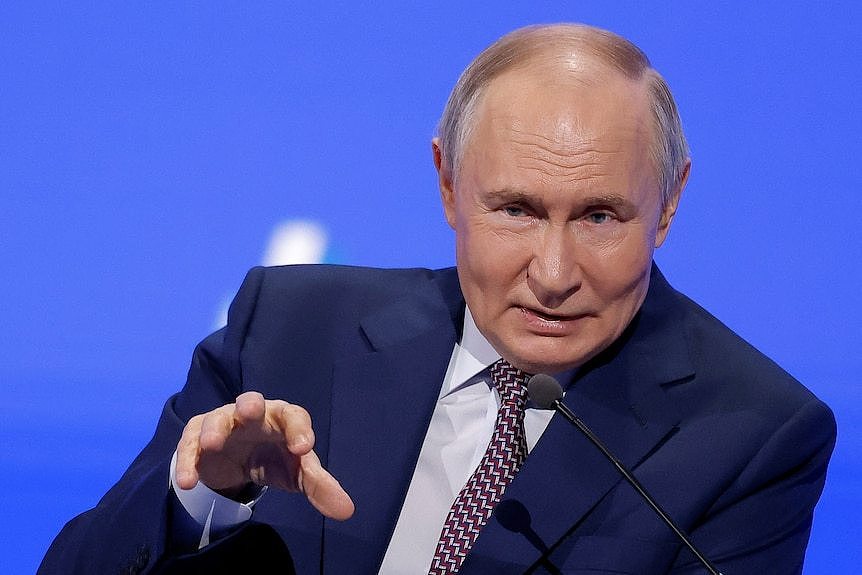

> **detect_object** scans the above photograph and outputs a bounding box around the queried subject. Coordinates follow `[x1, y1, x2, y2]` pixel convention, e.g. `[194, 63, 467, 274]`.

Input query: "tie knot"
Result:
[489, 358, 530, 404]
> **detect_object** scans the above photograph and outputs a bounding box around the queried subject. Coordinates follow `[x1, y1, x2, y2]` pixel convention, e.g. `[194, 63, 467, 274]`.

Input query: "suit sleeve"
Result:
[38, 268, 269, 575]
[671, 396, 837, 575]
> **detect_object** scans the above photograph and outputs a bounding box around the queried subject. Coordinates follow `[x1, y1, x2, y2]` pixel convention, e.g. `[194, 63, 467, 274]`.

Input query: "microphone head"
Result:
[527, 374, 563, 409]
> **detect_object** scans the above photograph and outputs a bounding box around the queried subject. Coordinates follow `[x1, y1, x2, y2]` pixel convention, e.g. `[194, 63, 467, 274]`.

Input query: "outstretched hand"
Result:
[175, 391, 355, 521]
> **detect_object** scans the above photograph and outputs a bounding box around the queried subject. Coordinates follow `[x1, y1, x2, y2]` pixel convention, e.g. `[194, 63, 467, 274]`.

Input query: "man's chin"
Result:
[502, 341, 591, 376]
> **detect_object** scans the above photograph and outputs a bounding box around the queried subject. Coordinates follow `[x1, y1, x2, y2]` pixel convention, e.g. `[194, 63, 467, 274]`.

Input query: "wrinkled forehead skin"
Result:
[465, 57, 661, 206]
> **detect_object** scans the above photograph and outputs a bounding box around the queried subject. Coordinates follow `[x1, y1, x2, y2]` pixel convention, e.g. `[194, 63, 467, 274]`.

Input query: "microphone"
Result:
[527, 374, 724, 575]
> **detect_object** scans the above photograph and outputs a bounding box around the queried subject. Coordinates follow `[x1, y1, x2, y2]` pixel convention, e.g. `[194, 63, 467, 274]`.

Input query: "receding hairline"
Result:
[439, 24, 654, 173]
[436, 23, 690, 205]
[496, 24, 653, 79]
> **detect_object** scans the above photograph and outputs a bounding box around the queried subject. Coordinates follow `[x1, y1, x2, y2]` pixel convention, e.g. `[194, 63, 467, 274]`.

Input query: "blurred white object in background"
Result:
[214, 219, 328, 328]
[262, 220, 328, 267]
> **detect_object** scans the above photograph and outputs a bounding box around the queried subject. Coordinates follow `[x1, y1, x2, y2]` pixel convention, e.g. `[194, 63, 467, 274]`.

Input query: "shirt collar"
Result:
[440, 305, 500, 397]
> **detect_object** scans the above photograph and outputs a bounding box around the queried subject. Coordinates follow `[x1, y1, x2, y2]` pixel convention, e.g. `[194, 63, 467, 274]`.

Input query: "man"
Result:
[41, 24, 835, 574]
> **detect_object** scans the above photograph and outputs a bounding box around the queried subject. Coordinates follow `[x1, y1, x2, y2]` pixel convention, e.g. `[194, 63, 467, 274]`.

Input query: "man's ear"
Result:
[433, 137, 457, 229]
[655, 159, 690, 248]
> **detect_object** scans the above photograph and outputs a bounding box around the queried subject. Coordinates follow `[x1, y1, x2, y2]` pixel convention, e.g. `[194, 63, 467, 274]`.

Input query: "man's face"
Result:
[436, 63, 684, 374]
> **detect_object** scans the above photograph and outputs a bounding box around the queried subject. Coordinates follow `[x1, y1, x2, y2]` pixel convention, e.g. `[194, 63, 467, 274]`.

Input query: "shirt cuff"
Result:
[169, 450, 268, 549]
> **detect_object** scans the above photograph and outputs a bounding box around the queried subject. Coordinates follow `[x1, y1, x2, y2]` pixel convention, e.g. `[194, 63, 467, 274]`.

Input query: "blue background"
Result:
[2, 3, 859, 573]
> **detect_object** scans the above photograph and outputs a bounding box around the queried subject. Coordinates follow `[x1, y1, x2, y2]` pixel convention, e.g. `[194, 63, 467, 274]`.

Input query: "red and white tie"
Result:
[428, 358, 530, 574]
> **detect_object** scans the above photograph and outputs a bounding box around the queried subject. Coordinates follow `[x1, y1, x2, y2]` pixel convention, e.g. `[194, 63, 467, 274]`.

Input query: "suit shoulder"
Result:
[249, 264, 455, 304]
[225, 264, 459, 337]
[672, 289, 828, 413]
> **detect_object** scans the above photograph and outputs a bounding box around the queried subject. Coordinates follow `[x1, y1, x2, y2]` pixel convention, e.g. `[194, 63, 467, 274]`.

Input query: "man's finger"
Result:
[233, 391, 266, 425]
[198, 407, 235, 453]
[175, 415, 204, 490]
[298, 450, 355, 521]
[275, 402, 316, 456]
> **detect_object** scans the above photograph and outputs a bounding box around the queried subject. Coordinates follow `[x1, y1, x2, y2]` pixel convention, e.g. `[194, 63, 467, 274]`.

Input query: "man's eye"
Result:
[504, 205, 527, 217]
[587, 212, 614, 224]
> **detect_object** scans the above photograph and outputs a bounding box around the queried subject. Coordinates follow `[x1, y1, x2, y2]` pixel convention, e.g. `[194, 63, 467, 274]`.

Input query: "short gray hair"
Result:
[436, 24, 690, 208]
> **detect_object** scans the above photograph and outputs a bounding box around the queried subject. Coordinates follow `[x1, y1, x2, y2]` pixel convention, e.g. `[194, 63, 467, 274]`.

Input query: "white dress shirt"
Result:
[171, 306, 566, 572]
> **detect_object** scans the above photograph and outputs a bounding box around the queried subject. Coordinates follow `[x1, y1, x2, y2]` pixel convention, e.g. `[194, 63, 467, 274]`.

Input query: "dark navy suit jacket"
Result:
[40, 264, 835, 574]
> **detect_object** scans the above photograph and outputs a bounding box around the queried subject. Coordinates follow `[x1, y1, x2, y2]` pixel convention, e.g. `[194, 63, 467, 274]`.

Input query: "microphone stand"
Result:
[549, 397, 724, 575]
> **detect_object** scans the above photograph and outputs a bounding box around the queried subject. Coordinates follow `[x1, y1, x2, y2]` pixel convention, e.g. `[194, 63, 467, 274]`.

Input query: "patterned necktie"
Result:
[428, 358, 530, 575]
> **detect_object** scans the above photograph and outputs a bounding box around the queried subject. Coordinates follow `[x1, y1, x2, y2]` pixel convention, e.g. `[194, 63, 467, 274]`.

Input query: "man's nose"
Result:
[526, 225, 581, 309]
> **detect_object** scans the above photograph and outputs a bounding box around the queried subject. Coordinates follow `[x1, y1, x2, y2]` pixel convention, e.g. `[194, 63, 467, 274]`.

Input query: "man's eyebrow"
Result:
[484, 188, 533, 201]
[581, 193, 633, 208]
[486, 188, 634, 208]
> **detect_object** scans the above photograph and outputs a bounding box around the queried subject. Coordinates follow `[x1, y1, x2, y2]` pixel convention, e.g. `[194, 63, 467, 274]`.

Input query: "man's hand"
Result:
[175, 391, 355, 521]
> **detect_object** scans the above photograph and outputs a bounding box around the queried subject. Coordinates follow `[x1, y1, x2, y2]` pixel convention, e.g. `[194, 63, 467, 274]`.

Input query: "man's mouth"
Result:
[526, 308, 568, 321]
[519, 306, 585, 324]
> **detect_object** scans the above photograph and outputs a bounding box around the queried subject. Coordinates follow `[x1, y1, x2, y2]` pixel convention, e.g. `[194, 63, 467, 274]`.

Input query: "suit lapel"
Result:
[463, 267, 696, 572]
[321, 269, 464, 574]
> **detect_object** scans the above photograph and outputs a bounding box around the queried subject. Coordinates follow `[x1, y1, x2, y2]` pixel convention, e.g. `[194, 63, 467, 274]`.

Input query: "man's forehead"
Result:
[473, 65, 652, 148]
[482, 57, 648, 109]
[458, 61, 660, 196]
